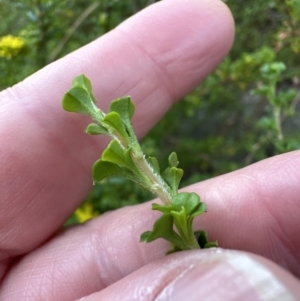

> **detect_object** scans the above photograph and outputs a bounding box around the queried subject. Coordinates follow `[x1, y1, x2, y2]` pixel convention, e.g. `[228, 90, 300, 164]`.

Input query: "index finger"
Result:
[0, 0, 234, 260]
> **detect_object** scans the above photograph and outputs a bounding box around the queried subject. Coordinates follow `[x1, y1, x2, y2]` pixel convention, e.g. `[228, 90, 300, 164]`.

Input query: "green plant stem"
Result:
[48, 2, 100, 63]
[94, 110, 174, 204]
[269, 81, 284, 141]
[273, 106, 283, 141]
[131, 150, 173, 204]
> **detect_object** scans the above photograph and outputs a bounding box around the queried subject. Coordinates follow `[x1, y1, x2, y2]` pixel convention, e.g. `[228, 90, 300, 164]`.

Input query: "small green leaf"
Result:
[171, 207, 187, 233]
[170, 167, 183, 191]
[140, 231, 152, 242]
[140, 213, 174, 242]
[62, 86, 97, 116]
[72, 74, 95, 102]
[147, 157, 160, 174]
[62, 75, 100, 117]
[168, 152, 179, 167]
[103, 112, 128, 141]
[85, 123, 109, 135]
[140, 213, 189, 250]
[152, 203, 173, 213]
[172, 192, 200, 215]
[102, 140, 129, 168]
[161, 167, 183, 193]
[101, 141, 139, 174]
[92, 160, 123, 183]
[92, 159, 144, 186]
[204, 241, 218, 248]
[109, 96, 135, 123]
[124, 148, 139, 172]
[190, 201, 207, 218]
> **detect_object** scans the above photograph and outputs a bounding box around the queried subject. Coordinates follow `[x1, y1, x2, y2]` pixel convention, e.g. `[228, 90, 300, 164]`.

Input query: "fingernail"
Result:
[156, 250, 296, 301]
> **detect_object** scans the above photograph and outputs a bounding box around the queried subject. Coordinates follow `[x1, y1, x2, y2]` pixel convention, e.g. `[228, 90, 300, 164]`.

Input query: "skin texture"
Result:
[0, 0, 299, 300]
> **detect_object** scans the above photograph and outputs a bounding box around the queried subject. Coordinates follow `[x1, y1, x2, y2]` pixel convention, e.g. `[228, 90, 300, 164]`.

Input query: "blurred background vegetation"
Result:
[1, 0, 299, 224]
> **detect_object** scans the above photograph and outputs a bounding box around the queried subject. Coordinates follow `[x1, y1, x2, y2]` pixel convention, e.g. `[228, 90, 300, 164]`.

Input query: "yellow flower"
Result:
[0, 35, 25, 59]
[74, 203, 99, 223]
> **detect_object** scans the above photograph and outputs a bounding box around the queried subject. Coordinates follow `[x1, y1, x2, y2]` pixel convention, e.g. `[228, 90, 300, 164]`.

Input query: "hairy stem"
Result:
[131, 150, 174, 204]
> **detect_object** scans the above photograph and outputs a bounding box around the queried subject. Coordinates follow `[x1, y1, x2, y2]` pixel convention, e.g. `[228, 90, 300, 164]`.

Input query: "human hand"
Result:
[0, 0, 299, 300]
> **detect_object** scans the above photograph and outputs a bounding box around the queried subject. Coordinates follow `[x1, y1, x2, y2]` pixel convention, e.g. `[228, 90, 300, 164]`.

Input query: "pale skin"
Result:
[0, 0, 300, 300]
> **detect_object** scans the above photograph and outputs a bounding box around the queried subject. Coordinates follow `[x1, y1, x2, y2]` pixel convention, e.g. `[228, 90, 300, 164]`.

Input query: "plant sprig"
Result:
[62, 74, 217, 253]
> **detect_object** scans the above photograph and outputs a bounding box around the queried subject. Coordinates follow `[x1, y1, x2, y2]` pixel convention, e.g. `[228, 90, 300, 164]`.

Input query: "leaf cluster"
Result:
[141, 192, 217, 253]
[62, 74, 216, 252]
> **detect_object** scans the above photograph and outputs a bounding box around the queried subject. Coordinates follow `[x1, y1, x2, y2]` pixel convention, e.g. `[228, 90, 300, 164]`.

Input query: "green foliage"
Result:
[0, 0, 158, 89]
[141, 192, 216, 253]
[63, 74, 216, 252]
[141, 192, 217, 253]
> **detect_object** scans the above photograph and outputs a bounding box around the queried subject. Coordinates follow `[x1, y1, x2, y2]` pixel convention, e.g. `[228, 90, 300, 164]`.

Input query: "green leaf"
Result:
[170, 207, 200, 250]
[72, 74, 94, 101]
[151, 203, 173, 213]
[161, 167, 183, 193]
[168, 152, 179, 167]
[85, 123, 109, 135]
[101, 141, 140, 175]
[172, 192, 200, 215]
[102, 140, 129, 168]
[140, 213, 174, 242]
[204, 241, 218, 248]
[171, 207, 187, 234]
[103, 112, 128, 141]
[190, 201, 207, 218]
[140, 213, 189, 250]
[92, 160, 123, 183]
[62, 74, 99, 117]
[62, 86, 97, 116]
[147, 157, 160, 174]
[124, 148, 138, 172]
[109, 96, 135, 123]
[92, 159, 143, 186]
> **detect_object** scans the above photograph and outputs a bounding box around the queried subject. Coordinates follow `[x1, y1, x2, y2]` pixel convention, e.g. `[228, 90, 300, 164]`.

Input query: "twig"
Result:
[48, 2, 100, 63]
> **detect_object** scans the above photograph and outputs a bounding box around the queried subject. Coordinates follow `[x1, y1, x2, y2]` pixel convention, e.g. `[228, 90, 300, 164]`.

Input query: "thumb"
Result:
[78, 249, 300, 301]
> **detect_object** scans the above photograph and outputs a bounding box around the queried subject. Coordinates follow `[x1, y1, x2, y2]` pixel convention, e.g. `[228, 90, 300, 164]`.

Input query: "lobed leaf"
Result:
[170, 207, 187, 236]
[85, 123, 109, 135]
[92, 160, 123, 183]
[109, 96, 135, 125]
[62, 74, 99, 116]
[103, 112, 128, 141]
[168, 152, 179, 167]
[92, 158, 144, 186]
[161, 167, 183, 193]
[124, 148, 139, 173]
[190, 202, 207, 218]
[62, 86, 97, 116]
[171, 192, 200, 215]
[140, 213, 189, 250]
[151, 203, 173, 213]
[72, 74, 95, 101]
[102, 140, 130, 168]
